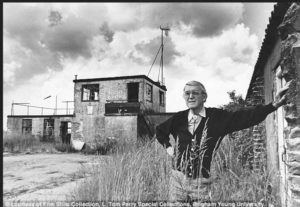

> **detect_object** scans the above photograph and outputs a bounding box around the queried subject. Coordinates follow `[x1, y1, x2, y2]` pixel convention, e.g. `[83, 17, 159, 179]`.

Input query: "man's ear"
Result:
[203, 93, 207, 102]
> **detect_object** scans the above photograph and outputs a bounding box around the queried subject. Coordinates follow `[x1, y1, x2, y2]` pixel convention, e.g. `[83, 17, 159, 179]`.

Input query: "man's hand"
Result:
[272, 81, 292, 109]
[166, 146, 174, 157]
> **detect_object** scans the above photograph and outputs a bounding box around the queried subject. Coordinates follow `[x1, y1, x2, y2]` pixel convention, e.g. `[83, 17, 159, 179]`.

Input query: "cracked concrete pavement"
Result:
[3, 153, 105, 202]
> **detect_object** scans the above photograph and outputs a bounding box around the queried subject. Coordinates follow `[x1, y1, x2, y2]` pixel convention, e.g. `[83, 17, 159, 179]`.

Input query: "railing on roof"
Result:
[10, 102, 74, 116]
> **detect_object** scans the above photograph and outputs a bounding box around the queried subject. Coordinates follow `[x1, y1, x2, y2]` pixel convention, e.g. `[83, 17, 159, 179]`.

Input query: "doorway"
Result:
[43, 119, 55, 141]
[60, 121, 71, 144]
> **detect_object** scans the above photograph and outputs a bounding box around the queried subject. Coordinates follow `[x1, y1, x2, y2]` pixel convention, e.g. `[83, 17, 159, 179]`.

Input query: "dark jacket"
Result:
[156, 103, 276, 179]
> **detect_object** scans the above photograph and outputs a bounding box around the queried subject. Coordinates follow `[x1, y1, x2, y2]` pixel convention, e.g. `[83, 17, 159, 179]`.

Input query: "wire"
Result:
[147, 45, 162, 77]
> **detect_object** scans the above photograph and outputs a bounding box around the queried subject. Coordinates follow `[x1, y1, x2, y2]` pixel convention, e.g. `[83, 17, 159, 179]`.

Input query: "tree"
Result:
[220, 90, 254, 170]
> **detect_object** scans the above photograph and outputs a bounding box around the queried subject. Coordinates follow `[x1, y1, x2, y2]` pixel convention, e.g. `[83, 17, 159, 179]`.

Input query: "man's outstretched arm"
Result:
[222, 81, 291, 134]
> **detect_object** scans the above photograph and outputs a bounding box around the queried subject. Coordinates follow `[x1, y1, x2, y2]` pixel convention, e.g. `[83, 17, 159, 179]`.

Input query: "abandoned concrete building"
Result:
[245, 3, 300, 206]
[7, 75, 173, 145]
[71, 75, 170, 144]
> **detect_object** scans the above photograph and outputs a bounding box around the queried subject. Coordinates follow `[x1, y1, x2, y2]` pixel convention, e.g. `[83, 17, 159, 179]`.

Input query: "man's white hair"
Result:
[184, 80, 207, 96]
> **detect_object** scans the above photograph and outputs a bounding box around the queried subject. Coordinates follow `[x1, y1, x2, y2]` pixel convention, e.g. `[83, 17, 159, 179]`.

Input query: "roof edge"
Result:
[73, 75, 167, 91]
[245, 3, 292, 100]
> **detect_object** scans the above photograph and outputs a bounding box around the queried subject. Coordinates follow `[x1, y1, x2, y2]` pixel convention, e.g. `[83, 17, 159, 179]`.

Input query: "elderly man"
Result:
[156, 80, 290, 201]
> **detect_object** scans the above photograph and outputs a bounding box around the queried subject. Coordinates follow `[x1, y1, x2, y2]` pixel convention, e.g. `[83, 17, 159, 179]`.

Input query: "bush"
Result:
[82, 137, 118, 155]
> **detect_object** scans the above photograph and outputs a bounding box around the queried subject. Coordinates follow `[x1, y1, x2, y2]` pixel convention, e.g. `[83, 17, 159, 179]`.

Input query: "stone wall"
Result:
[278, 3, 300, 206]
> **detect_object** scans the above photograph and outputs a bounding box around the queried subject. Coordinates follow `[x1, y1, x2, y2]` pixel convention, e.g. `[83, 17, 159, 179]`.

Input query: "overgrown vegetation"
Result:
[3, 134, 57, 153]
[70, 140, 170, 201]
[70, 138, 280, 205]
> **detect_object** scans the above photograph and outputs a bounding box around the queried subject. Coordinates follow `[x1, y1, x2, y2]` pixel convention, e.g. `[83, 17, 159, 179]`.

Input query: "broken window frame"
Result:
[22, 119, 32, 135]
[44, 119, 54, 136]
[81, 84, 99, 102]
[159, 90, 165, 106]
[146, 83, 153, 102]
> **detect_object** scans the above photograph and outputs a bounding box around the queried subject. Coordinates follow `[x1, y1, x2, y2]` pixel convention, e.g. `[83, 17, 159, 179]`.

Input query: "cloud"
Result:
[127, 3, 244, 37]
[99, 22, 115, 43]
[3, 3, 109, 91]
[4, 3, 245, 92]
[129, 36, 181, 66]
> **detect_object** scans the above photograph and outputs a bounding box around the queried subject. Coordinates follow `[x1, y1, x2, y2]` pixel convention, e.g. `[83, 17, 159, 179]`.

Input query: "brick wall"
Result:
[247, 77, 267, 172]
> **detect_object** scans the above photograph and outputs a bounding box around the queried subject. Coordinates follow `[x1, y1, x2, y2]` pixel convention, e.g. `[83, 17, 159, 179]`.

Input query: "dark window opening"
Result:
[159, 91, 165, 106]
[146, 83, 153, 102]
[43, 119, 55, 141]
[128, 82, 139, 102]
[82, 84, 99, 101]
[22, 119, 32, 135]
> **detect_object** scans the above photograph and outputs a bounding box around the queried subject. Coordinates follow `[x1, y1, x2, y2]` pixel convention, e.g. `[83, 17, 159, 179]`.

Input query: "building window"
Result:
[146, 83, 153, 102]
[159, 91, 165, 106]
[22, 119, 32, 135]
[82, 84, 99, 101]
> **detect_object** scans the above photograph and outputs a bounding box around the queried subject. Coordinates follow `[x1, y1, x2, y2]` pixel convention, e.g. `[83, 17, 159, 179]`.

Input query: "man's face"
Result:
[183, 85, 206, 109]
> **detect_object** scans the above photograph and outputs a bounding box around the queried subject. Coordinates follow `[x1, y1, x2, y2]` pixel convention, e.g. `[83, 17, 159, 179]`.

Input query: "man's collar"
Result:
[188, 107, 206, 121]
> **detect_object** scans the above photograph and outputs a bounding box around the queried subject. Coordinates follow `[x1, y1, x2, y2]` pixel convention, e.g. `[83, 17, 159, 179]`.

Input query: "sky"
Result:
[3, 3, 276, 130]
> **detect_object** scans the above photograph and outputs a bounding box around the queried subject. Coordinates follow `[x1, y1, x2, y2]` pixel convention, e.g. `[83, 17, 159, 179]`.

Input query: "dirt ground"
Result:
[3, 152, 105, 203]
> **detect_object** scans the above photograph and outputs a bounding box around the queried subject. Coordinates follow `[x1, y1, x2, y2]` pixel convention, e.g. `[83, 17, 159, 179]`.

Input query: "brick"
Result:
[286, 138, 300, 151]
[287, 151, 300, 163]
[287, 162, 300, 176]
[288, 175, 300, 188]
[289, 198, 300, 207]
[289, 127, 300, 139]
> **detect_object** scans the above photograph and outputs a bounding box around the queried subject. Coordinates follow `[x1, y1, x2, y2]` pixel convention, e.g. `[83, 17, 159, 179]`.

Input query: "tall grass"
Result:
[70, 136, 280, 205]
[3, 133, 54, 153]
[70, 140, 171, 201]
[210, 137, 280, 205]
[3, 133, 70, 153]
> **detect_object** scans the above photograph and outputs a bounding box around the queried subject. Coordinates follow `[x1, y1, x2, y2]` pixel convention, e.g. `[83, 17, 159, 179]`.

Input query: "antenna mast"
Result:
[160, 26, 170, 86]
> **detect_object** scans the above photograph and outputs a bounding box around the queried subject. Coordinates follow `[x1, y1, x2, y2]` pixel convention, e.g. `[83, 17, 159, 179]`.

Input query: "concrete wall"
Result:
[7, 116, 73, 142]
[146, 113, 175, 133]
[142, 79, 166, 113]
[263, 38, 282, 176]
[104, 115, 137, 144]
[7, 117, 22, 135]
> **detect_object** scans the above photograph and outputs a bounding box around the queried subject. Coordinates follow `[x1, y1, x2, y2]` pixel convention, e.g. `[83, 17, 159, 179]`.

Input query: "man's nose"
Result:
[189, 93, 194, 98]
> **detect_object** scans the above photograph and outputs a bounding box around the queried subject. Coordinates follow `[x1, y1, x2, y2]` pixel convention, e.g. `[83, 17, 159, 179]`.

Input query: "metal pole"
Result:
[161, 28, 164, 85]
[11, 101, 14, 115]
[55, 95, 57, 115]
[66, 101, 69, 114]
[27, 105, 29, 115]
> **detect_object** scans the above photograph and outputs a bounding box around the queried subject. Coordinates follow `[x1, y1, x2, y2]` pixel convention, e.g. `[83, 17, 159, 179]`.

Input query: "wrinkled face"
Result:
[183, 84, 207, 110]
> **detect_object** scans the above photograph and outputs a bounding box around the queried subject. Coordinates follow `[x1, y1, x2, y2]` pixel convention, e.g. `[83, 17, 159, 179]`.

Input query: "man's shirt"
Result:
[188, 107, 206, 134]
